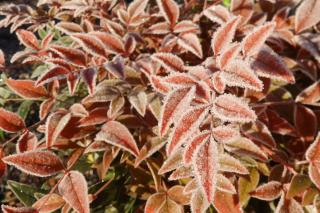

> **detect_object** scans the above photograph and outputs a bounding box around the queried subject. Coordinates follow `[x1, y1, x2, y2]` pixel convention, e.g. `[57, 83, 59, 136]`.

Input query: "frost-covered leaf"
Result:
[295, 80, 320, 105]
[148, 22, 170, 34]
[0, 108, 25, 133]
[190, 189, 210, 213]
[1, 205, 38, 213]
[212, 125, 239, 143]
[58, 171, 89, 213]
[212, 72, 226, 94]
[81, 68, 97, 95]
[145, 192, 166, 213]
[193, 138, 219, 204]
[249, 181, 282, 201]
[287, 174, 312, 198]
[225, 137, 268, 161]
[150, 75, 170, 94]
[219, 153, 249, 175]
[3, 151, 64, 177]
[128, 0, 149, 20]
[213, 94, 256, 123]
[16, 29, 39, 50]
[46, 112, 71, 148]
[36, 66, 70, 86]
[183, 131, 211, 165]
[306, 132, 320, 163]
[216, 174, 236, 194]
[0, 49, 4, 68]
[178, 33, 203, 58]
[32, 193, 65, 213]
[250, 47, 295, 83]
[78, 107, 109, 127]
[95, 121, 139, 157]
[159, 86, 195, 136]
[222, 60, 263, 91]
[56, 22, 84, 34]
[213, 190, 243, 213]
[242, 22, 275, 57]
[128, 89, 148, 116]
[167, 185, 191, 205]
[6, 79, 49, 100]
[173, 20, 199, 34]
[295, 0, 320, 33]
[156, 0, 180, 27]
[211, 16, 240, 55]
[152, 53, 184, 73]
[204, 5, 230, 25]
[16, 130, 37, 153]
[159, 146, 183, 174]
[218, 43, 241, 70]
[39, 98, 55, 120]
[275, 193, 304, 213]
[294, 104, 317, 142]
[71, 33, 106, 57]
[49, 45, 86, 67]
[167, 105, 209, 155]
[169, 165, 193, 180]
[90, 32, 125, 55]
[230, 0, 253, 25]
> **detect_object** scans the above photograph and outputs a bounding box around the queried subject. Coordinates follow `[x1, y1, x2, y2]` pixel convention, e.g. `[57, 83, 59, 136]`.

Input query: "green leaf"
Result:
[0, 87, 11, 99]
[38, 27, 47, 39]
[222, 0, 231, 8]
[31, 64, 49, 78]
[287, 174, 312, 198]
[7, 180, 47, 206]
[18, 100, 33, 120]
[238, 168, 260, 207]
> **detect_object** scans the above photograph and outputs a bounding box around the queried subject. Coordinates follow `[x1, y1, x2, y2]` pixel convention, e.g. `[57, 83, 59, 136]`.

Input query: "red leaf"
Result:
[167, 105, 209, 155]
[308, 164, 320, 189]
[148, 22, 170, 34]
[178, 33, 203, 58]
[275, 193, 304, 213]
[306, 132, 320, 163]
[71, 33, 106, 57]
[242, 22, 275, 57]
[95, 121, 139, 156]
[36, 66, 70, 86]
[0, 49, 4, 68]
[216, 174, 237, 194]
[159, 86, 195, 136]
[249, 181, 282, 201]
[219, 153, 249, 175]
[296, 80, 320, 105]
[16, 130, 37, 153]
[56, 22, 84, 34]
[2, 151, 64, 177]
[6, 79, 49, 100]
[168, 165, 193, 180]
[78, 107, 109, 127]
[183, 131, 211, 165]
[213, 94, 256, 123]
[204, 5, 231, 25]
[135, 137, 165, 167]
[173, 20, 199, 34]
[222, 59, 263, 91]
[190, 189, 210, 213]
[39, 98, 55, 120]
[213, 190, 242, 213]
[156, 0, 180, 27]
[46, 112, 71, 148]
[81, 68, 97, 95]
[193, 138, 219, 204]
[211, 125, 240, 143]
[58, 171, 90, 213]
[32, 193, 65, 213]
[145, 193, 166, 213]
[150, 75, 170, 94]
[151, 53, 184, 73]
[90, 32, 125, 55]
[294, 104, 317, 142]
[128, 0, 148, 19]
[212, 72, 226, 94]
[0, 108, 25, 133]
[49, 45, 86, 67]
[158, 146, 183, 174]
[295, 0, 320, 33]
[218, 42, 241, 70]
[41, 33, 54, 49]
[230, 0, 253, 25]
[1, 205, 38, 213]
[0, 148, 6, 178]
[250, 47, 295, 83]
[16, 29, 39, 50]
[211, 16, 240, 55]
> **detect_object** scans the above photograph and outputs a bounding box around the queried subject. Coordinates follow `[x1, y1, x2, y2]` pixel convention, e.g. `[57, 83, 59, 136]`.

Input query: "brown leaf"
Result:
[39, 98, 55, 120]
[204, 5, 231, 25]
[135, 137, 165, 167]
[16, 130, 37, 153]
[295, 0, 320, 33]
[275, 193, 304, 213]
[287, 174, 312, 198]
[295, 80, 320, 105]
[216, 174, 237, 194]
[167, 185, 191, 205]
[49, 45, 86, 67]
[58, 171, 90, 213]
[78, 107, 109, 127]
[242, 22, 275, 57]
[250, 47, 295, 83]
[90, 32, 125, 55]
[158, 146, 183, 174]
[0, 49, 4, 68]
[0, 108, 25, 133]
[6, 79, 49, 100]
[249, 181, 282, 201]
[95, 121, 139, 156]
[219, 153, 249, 175]
[294, 104, 317, 142]
[81, 68, 97, 95]
[128, 0, 148, 20]
[71, 33, 106, 58]
[36, 66, 70, 86]
[56, 22, 84, 34]
[213, 190, 242, 213]
[0, 148, 6, 178]
[230, 0, 253, 25]
[3, 151, 65, 177]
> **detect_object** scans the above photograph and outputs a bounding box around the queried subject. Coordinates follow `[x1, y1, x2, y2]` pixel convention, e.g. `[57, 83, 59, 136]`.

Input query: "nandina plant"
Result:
[0, 0, 320, 212]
